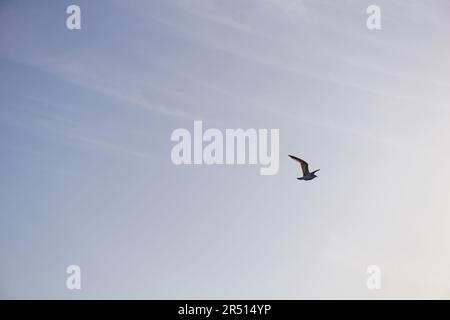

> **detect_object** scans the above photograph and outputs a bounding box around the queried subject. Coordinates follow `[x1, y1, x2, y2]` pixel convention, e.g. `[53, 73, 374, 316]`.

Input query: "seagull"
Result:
[289, 155, 320, 181]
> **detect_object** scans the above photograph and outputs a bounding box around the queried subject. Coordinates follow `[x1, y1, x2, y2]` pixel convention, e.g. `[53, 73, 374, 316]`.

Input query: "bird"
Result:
[289, 155, 320, 181]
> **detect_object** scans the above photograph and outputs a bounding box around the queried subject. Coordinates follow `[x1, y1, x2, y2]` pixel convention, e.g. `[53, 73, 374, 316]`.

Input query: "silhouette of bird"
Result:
[289, 155, 320, 181]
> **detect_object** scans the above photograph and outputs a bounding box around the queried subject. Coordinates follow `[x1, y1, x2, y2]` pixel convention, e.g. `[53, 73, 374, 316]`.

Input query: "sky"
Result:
[1, 0, 450, 299]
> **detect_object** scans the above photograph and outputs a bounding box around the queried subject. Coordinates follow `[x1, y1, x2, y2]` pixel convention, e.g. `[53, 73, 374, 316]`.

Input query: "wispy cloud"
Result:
[1, 51, 196, 122]
[68, 134, 153, 160]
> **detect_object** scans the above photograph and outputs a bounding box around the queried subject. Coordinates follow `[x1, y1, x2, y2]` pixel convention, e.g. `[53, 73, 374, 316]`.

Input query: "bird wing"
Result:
[289, 155, 310, 175]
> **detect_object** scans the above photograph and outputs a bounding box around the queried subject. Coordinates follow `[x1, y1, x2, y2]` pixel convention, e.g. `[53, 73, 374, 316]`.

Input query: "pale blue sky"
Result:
[1, 0, 450, 299]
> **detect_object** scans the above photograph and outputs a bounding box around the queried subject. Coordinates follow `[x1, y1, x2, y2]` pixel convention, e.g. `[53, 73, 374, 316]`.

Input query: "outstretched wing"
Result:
[289, 155, 310, 175]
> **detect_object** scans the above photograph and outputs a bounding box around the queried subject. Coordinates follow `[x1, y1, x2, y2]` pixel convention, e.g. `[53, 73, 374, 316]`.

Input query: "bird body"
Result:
[289, 155, 319, 181]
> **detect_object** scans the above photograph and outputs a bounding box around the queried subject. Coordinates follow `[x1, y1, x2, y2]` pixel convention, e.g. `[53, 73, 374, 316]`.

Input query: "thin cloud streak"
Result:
[68, 134, 153, 160]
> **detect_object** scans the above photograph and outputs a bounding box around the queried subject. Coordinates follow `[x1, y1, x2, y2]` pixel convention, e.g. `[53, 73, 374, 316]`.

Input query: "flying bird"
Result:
[289, 155, 320, 181]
